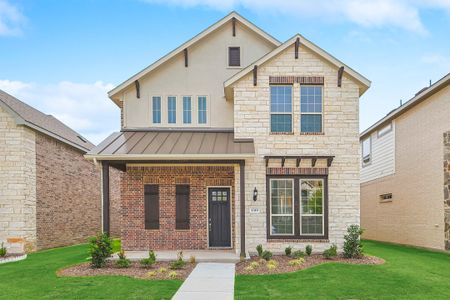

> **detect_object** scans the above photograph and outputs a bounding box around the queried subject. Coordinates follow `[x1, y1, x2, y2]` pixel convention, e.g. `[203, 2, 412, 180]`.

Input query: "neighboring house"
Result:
[86, 12, 370, 256]
[0, 90, 121, 253]
[360, 73, 450, 250]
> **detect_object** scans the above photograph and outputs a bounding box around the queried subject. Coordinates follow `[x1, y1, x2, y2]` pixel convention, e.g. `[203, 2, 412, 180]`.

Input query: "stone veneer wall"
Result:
[35, 133, 122, 250]
[0, 106, 36, 253]
[444, 131, 450, 250]
[232, 43, 361, 253]
[121, 165, 235, 250]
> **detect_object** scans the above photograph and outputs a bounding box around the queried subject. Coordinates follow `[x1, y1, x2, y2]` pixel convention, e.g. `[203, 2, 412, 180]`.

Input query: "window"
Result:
[362, 136, 371, 165]
[270, 85, 292, 133]
[152, 97, 161, 124]
[300, 179, 324, 235]
[377, 123, 392, 138]
[300, 86, 323, 133]
[270, 179, 294, 235]
[167, 96, 177, 124]
[176, 185, 190, 229]
[144, 185, 159, 229]
[183, 96, 192, 124]
[198, 96, 207, 124]
[228, 47, 240, 67]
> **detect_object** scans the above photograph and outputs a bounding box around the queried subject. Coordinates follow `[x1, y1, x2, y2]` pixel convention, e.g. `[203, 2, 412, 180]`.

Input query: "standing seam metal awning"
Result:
[86, 131, 255, 160]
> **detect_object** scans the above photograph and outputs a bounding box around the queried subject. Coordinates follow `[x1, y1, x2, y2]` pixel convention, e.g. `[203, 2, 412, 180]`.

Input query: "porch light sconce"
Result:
[253, 187, 258, 201]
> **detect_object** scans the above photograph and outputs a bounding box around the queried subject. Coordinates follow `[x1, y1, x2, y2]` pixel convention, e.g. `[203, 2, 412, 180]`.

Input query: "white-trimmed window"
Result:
[270, 85, 293, 133]
[362, 136, 371, 165]
[300, 179, 324, 235]
[168, 96, 177, 124]
[198, 96, 207, 124]
[377, 123, 392, 138]
[183, 96, 192, 124]
[152, 96, 161, 124]
[270, 179, 294, 235]
[300, 86, 323, 133]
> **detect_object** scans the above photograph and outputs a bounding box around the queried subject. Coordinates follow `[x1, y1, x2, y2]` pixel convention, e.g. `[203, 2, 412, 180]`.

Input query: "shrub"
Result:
[256, 244, 263, 257]
[250, 261, 259, 268]
[244, 265, 254, 272]
[343, 224, 364, 258]
[147, 271, 157, 277]
[292, 250, 305, 259]
[261, 250, 272, 261]
[89, 233, 113, 268]
[305, 245, 312, 256]
[158, 267, 167, 273]
[284, 246, 292, 256]
[169, 251, 186, 270]
[116, 258, 131, 268]
[266, 260, 278, 270]
[140, 250, 156, 268]
[323, 244, 338, 259]
[168, 271, 178, 279]
[189, 255, 196, 264]
[0, 242, 7, 257]
[288, 258, 305, 267]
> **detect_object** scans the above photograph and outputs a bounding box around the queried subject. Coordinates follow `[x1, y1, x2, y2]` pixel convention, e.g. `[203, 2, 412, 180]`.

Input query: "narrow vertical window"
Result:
[144, 185, 159, 229]
[152, 96, 161, 124]
[270, 179, 294, 235]
[198, 96, 207, 124]
[228, 47, 240, 67]
[300, 86, 323, 133]
[168, 96, 177, 124]
[300, 179, 324, 235]
[362, 136, 371, 165]
[270, 85, 293, 133]
[183, 96, 192, 124]
[176, 185, 190, 229]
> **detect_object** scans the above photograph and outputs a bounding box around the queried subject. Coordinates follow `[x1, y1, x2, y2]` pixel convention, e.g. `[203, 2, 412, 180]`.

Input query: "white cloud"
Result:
[143, 0, 450, 34]
[0, 0, 25, 36]
[0, 80, 120, 144]
[421, 53, 450, 68]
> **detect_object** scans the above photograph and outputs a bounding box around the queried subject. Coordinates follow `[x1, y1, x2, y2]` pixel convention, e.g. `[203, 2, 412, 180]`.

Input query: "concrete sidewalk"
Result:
[172, 263, 235, 300]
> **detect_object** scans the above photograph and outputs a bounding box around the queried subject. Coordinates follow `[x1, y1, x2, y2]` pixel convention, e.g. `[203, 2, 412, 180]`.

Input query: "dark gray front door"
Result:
[208, 188, 231, 247]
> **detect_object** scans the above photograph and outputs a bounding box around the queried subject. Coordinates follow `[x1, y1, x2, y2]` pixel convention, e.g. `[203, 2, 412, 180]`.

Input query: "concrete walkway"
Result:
[172, 263, 235, 300]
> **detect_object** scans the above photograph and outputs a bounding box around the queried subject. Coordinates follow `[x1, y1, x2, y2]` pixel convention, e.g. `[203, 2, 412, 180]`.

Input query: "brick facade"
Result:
[444, 131, 450, 250]
[121, 165, 235, 250]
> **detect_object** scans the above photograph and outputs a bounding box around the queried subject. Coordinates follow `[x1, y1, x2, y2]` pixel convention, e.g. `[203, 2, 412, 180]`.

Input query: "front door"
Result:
[208, 188, 231, 247]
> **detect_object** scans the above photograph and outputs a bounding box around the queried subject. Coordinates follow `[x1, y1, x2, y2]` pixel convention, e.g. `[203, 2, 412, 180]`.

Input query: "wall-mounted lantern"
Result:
[253, 187, 258, 201]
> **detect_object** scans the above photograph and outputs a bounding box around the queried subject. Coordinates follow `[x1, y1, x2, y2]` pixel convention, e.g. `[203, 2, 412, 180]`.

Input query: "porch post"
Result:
[239, 161, 246, 257]
[102, 161, 110, 235]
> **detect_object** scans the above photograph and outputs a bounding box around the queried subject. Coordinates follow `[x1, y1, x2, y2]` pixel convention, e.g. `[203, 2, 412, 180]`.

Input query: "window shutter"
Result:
[229, 47, 240, 67]
[176, 185, 190, 229]
[144, 185, 159, 229]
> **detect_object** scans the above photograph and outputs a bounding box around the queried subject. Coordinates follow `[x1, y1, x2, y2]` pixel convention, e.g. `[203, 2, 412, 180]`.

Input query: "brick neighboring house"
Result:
[360, 73, 450, 250]
[0, 90, 121, 253]
[87, 12, 371, 256]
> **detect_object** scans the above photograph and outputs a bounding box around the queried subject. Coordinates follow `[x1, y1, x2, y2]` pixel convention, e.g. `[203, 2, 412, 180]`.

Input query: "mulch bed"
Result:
[58, 261, 196, 281]
[236, 254, 385, 275]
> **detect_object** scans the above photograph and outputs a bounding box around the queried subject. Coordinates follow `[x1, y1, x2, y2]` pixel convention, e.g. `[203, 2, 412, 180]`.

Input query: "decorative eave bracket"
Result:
[264, 155, 335, 168]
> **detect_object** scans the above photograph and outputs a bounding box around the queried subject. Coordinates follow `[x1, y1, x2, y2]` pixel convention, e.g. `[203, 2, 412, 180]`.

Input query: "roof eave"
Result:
[84, 153, 255, 161]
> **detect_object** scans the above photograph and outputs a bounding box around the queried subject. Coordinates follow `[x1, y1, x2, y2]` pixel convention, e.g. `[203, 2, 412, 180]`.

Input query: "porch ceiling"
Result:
[86, 130, 255, 160]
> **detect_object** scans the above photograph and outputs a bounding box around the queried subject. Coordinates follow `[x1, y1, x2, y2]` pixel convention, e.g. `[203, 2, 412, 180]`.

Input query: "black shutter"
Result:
[176, 185, 190, 229]
[144, 185, 159, 229]
[229, 47, 240, 67]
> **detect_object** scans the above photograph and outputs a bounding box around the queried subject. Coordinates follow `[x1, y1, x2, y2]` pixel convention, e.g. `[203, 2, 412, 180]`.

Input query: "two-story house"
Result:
[86, 12, 370, 257]
[360, 73, 450, 250]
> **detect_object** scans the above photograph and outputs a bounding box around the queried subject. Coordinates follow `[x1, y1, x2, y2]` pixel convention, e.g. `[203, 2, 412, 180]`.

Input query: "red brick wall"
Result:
[121, 165, 235, 250]
[35, 133, 121, 250]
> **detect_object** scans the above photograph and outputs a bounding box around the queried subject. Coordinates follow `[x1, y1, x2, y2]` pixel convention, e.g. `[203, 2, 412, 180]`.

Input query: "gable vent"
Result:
[228, 47, 240, 67]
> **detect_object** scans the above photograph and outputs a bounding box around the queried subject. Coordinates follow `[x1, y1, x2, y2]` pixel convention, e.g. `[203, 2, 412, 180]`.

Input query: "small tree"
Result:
[0, 242, 7, 257]
[343, 224, 364, 258]
[89, 233, 113, 268]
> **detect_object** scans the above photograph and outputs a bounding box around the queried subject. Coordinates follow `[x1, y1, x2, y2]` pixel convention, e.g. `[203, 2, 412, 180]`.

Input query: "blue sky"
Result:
[0, 0, 449, 143]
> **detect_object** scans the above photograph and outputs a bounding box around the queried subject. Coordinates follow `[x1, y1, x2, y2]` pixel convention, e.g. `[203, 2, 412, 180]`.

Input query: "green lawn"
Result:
[0, 242, 180, 300]
[235, 240, 450, 299]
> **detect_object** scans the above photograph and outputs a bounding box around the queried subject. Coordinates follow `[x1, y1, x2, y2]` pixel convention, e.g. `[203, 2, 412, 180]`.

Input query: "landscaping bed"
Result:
[236, 254, 384, 275]
[58, 260, 196, 281]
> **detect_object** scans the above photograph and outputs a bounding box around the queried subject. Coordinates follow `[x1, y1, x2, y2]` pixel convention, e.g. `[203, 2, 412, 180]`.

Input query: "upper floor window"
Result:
[198, 96, 207, 124]
[152, 96, 161, 124]
[377, 123, 392, 138]
[228, 47, 240, 67]
[270, 85, 292, 133]
[168, 96, 177, 124]
[300, 86, 323, 133]
[362, 136, 371, 166]
[183, 96, 192, 124]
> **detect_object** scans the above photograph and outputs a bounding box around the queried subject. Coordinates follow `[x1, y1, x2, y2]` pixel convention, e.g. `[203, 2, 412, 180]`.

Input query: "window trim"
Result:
[362, 136, 372, 167]
[152, 96, 162, 124]
[167, 96, 177, 124]
[269, 178, 295, 236]
[300, 178, 325, 236]
[300, 85, 324, 133]
[270, 85, 293, 133]
[266, 175, 329, 240]
[182, 96, 192, 124]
